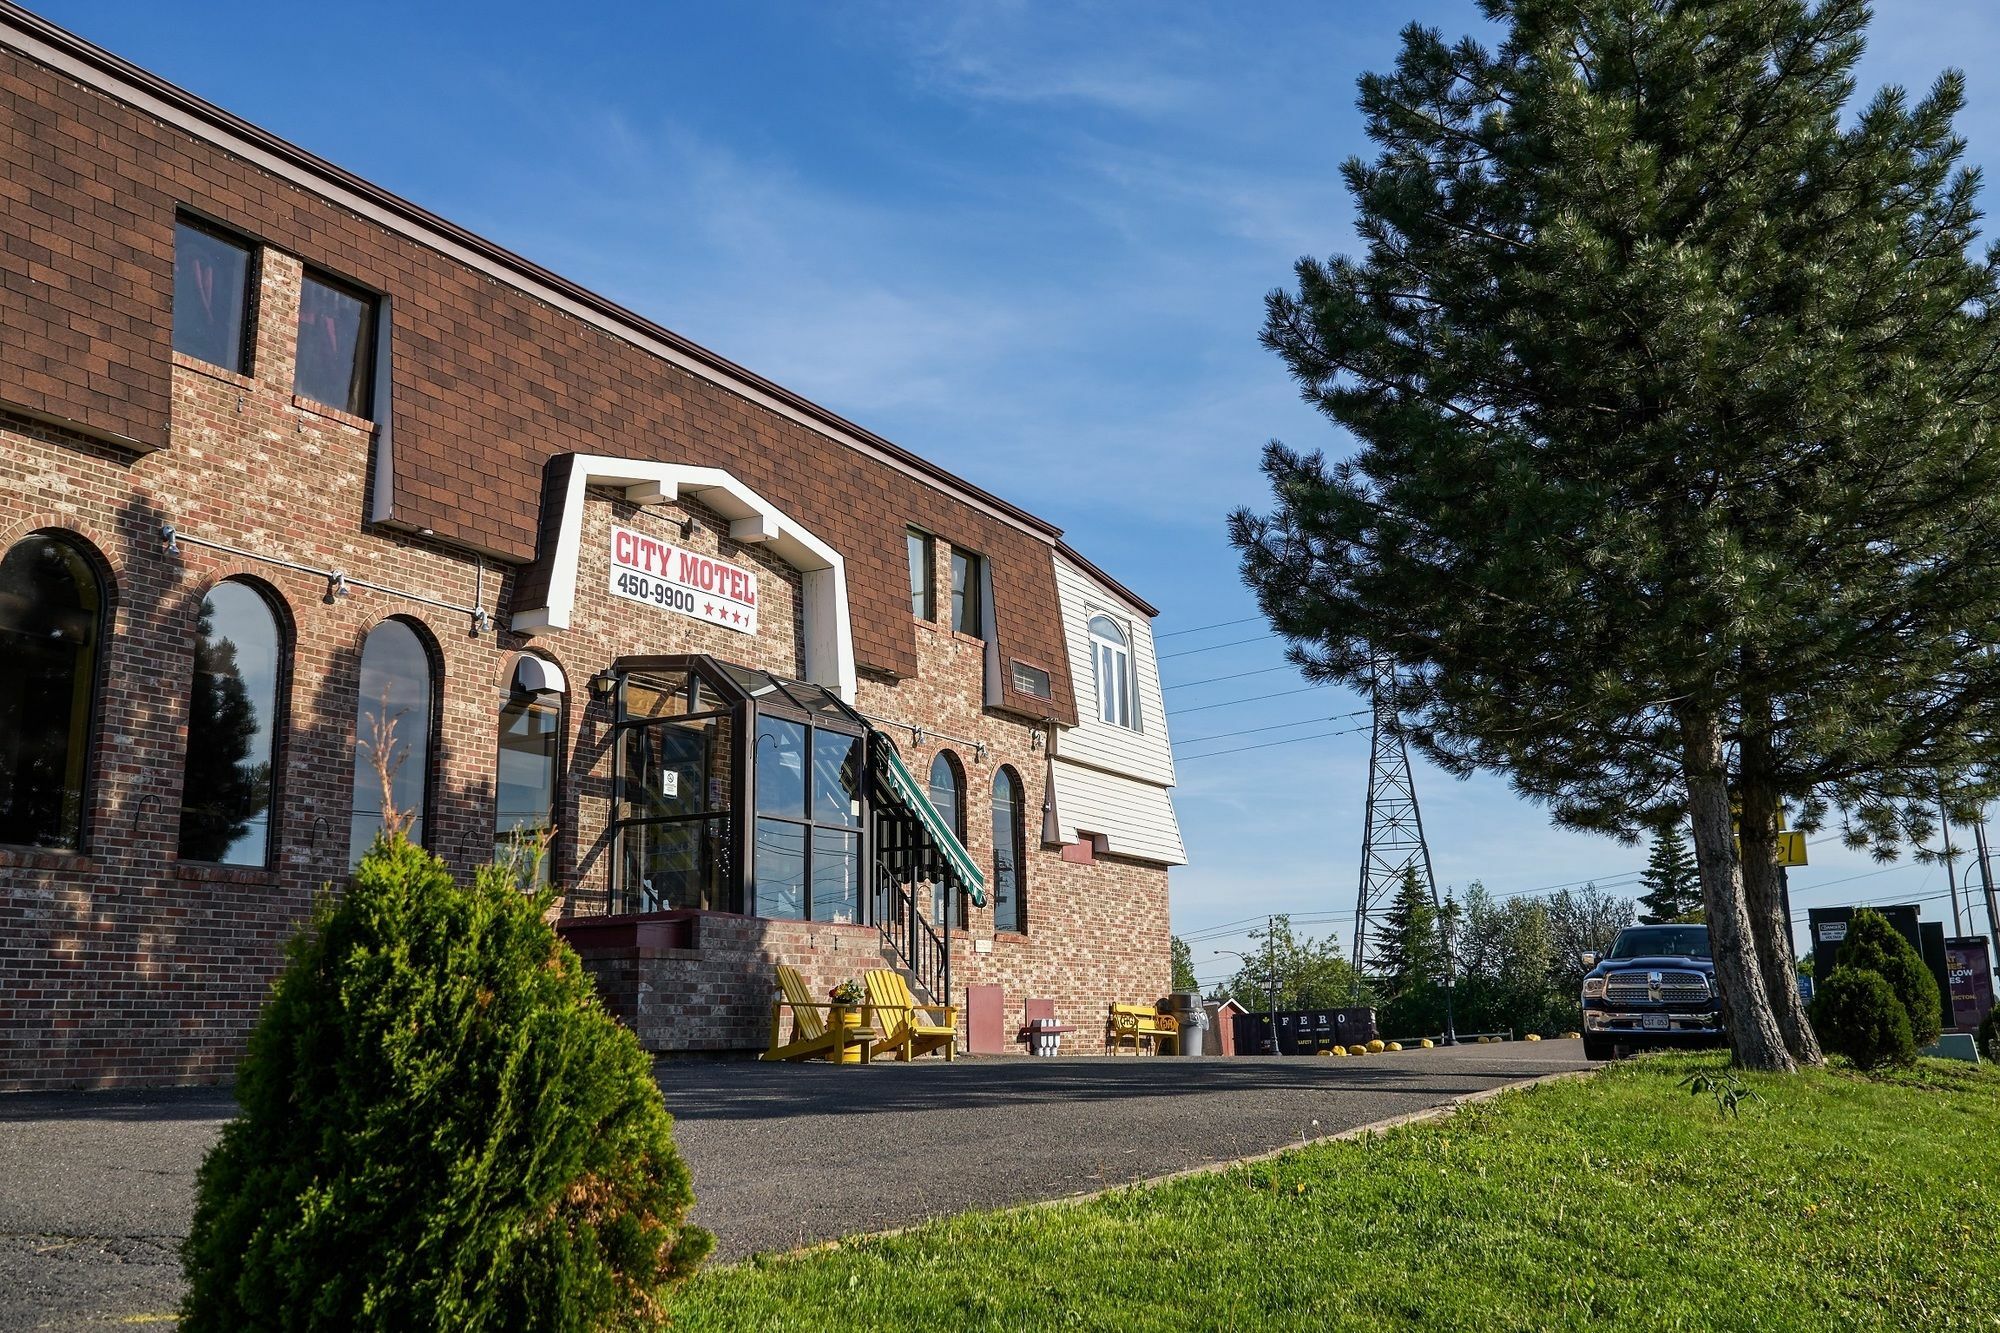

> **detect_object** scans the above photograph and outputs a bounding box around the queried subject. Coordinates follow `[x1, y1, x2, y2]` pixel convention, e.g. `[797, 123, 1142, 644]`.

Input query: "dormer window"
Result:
[1089, 614, 1135, 729]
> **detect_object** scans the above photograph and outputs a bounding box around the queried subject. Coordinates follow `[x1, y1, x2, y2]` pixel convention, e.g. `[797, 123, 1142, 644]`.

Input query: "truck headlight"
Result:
[1582, 976, 1606, 999]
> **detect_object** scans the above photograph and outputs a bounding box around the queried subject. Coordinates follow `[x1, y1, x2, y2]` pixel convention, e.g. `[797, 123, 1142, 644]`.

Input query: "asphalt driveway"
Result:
[0, 1041, 1589, 1329]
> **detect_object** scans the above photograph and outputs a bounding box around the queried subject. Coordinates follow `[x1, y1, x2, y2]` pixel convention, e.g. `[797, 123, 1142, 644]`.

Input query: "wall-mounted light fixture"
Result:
[159, 523, 181, 557]
[677, 515, 698, 540]
[327, 571, 351, 600]
[471, 607, 491, 637]
[590, 671, 619, 701]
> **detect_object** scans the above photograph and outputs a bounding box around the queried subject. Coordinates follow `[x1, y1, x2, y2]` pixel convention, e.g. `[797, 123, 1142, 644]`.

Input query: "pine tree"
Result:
[1637, 825, 1701, 925]
[1374, 869, 1450, 1035]
[180, 833, 710, 1330]
[1233, 0, 2000, 1071]
[1371, 867, 1441, 985]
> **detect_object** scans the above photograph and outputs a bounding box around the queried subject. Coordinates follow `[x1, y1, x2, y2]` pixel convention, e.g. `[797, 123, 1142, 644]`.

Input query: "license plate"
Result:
[1642, 1015, 1669, 1031]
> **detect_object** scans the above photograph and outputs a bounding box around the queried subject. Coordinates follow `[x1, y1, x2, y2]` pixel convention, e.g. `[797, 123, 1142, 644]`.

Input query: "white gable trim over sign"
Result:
[509, 455, 857, 701]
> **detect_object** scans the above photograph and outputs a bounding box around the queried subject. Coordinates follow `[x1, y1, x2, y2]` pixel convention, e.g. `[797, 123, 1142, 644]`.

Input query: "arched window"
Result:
[1089, 614, 1134, 729]
[0, 533, 105, 850]
[992, 766, 1025, 934]
[349, 618, 435, 866]
[178, 580, 285, 865]
[928, 750, 966, 928]
[495, 655, 564, 886]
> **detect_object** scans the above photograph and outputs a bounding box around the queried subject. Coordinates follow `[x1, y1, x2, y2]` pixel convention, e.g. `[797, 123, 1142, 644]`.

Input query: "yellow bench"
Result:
[1107, 1002, 1178, 1055]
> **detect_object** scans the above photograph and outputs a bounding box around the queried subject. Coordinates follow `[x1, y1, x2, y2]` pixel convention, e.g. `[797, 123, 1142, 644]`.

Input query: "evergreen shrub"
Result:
[180, 833, 710, 1331]
[1811, 965, 1917, 1070]
[1978, 1006, 1999, 1064]
[1835, 909, 1943, 1047]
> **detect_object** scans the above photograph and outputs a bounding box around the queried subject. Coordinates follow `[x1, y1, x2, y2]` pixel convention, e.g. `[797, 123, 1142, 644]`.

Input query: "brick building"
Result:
[0, 5, 1186, 1090]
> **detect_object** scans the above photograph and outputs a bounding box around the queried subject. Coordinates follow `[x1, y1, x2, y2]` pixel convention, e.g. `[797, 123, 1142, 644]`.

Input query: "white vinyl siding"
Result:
[1049, 553, 1184, 867]
[1051, 556, 1176, 787]
[1049, 758, 1187, 866]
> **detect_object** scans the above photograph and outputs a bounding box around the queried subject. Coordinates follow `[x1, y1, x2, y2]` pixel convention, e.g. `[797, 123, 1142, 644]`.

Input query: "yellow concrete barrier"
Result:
[1385, 1041, 1403, 1052]
[1524, 1033, 1541, 1042]
[1419, 1038, 1434, 1049]
[1366, 1039, 1386, 1053]
[1348, 1044, 1368, 1056]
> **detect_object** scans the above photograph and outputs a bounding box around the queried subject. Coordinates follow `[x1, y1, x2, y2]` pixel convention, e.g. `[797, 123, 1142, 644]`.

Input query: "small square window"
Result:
[173, 217, 254, 374]
[295, 269, 378, 417]
[950, 549, 984, 638]
[907, 529, 935, 620]
[1010, 660, 1052, 700]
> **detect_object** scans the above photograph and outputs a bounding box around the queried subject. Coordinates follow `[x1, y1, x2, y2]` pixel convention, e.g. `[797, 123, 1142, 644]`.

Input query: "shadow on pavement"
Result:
[654, 1051, 1581, 1121]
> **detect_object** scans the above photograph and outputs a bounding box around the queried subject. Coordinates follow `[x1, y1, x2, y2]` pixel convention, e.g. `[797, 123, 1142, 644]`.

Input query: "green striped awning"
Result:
[869, 731, 987, 907]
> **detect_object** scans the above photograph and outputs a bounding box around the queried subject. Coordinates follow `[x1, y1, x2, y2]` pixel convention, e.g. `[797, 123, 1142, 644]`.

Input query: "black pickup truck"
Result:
[1579, 924, 1726, 1061]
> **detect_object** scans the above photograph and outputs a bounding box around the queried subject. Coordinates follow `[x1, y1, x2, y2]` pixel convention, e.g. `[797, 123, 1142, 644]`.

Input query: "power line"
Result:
[1176, 721, 1373, 762]
[1156, 614, 1266, 640]
[1158, 633, 1280, 661]
[1166, 683, 1341, 717]
[1164, 664, 1298, 690]
[1173, 710, 1370, 748]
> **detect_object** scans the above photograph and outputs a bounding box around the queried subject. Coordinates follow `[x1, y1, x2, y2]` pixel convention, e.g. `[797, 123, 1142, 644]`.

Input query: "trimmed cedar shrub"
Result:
[1834, 909, 1943, 1048]
[1811, 965, 1917, 1071]
[1979, 1006, 2000, 1065]
[180, 833, 711, 1331]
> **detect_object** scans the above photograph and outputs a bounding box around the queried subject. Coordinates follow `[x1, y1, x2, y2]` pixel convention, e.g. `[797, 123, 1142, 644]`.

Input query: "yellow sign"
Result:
[1774, 830, 1807, 867]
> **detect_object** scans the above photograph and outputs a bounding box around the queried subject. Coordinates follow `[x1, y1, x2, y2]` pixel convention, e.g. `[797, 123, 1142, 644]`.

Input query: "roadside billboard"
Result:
[1943, 937, 1995, 1033]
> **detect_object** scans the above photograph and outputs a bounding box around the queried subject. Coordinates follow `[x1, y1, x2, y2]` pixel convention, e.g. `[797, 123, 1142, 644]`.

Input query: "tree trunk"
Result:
[1679, 706, 1796, 1073]
[1738, 719, 1825, 1066]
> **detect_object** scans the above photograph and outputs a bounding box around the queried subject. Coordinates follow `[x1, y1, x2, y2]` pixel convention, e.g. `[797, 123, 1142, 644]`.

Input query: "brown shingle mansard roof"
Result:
[0, 1, 1156, 617]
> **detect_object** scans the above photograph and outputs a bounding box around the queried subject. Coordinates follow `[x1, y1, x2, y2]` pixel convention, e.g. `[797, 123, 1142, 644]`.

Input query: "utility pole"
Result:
[1939, 792, 1966, 937]
[1264, 915, 1279, 1054]
[1353, 654, 1440, 1002]
[1973, 815, 2000, 963]
[1438, 888, 1459, 1046]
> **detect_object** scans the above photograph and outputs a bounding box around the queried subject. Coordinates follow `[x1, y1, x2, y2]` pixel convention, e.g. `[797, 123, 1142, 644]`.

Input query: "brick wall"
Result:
[0, 176, 1170, 1091]
[0, 28, 1076, 720]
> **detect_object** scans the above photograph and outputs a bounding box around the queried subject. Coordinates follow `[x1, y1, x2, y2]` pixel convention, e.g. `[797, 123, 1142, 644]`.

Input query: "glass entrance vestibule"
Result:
[607, 655, 983, 932]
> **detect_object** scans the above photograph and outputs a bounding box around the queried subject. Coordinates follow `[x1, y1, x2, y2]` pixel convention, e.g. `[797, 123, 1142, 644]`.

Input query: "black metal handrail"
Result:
[875, 859, 949, 1004]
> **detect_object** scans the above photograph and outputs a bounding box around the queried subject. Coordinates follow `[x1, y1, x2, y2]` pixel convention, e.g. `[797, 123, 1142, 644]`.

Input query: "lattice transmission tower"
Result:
[1352, 655, 1440, 982]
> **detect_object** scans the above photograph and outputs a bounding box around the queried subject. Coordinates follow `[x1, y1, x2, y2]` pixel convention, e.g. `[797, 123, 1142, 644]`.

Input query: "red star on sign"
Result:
[703, 602, 712, 615]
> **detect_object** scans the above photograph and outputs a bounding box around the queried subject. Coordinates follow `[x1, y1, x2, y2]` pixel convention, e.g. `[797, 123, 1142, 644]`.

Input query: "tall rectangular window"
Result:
[753, 714, 863, 923]
[495, 685, 562, 886]
[173, 218, 253, 374]
[295, 269, 377, 417]
[907, 529, 935, 620]
[950, 549, 984, 638]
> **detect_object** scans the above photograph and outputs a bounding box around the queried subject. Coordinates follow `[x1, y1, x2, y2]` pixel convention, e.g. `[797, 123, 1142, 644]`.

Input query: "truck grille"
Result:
[1604, 970, 1709, 1005]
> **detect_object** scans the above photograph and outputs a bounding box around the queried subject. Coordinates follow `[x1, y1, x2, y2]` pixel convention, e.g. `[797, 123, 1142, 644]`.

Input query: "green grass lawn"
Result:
[673, 1055, 2000, 1331]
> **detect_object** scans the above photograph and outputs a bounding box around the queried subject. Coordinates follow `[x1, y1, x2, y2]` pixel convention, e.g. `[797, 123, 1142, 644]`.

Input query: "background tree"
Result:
[1374, 868, 1451, 1035]
[1452, 883, 1571, 1035]
[1637, 824, 1701, 925]
[1215, 915, 1372, 1011]
[1545, 884, 1636, 994]
[1232, 0, 2000, 1070]
[1170, 935, 1199, 994]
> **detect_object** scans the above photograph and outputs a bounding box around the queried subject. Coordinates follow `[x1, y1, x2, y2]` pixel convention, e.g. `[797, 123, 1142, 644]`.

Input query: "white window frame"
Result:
[1088, 613, 1136, 730]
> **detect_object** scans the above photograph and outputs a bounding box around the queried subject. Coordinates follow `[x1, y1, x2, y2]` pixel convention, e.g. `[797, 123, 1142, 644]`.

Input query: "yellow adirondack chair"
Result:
[863, 968, 958, 1061]
[761, 965, 875, 1064]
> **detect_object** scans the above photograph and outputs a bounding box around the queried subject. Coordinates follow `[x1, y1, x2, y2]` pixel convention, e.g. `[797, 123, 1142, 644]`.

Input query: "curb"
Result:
[736, 1065, 1599, 1267]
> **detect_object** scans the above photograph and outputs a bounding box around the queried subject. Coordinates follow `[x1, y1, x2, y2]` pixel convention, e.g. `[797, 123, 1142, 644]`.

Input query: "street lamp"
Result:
[1217, 941, 1281, 1055]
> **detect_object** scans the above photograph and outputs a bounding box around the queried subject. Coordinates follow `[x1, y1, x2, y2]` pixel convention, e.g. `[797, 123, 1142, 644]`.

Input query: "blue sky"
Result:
[44, 0, 2000, 986]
